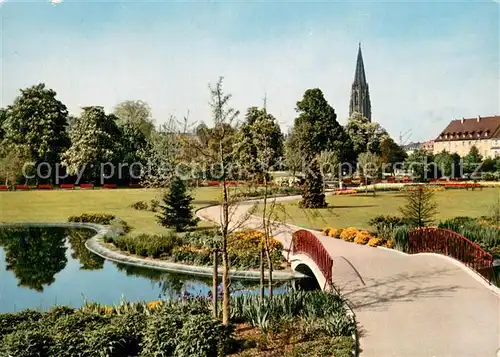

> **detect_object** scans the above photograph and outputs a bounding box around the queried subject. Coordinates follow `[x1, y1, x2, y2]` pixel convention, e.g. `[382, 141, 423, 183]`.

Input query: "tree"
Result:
[399, 187, 438, 228]
[292, 88, 352, 161]
[116, 120, 148, 183]
[317, 150, 339, 191]
[139, 119, 182, 188]
[183, 77, 246, 324]
[3, 84, 69, 180]
[345, 112, 387, 157]
[300, 159, 327, 208]
[463, 146, 483, 175]
[62, 106, 120, 183]
[114, 100, 155, 140]
[357, 151, 382, 195]
[434, 150, 455, 177]
[0, 108, 6, 140]
[233, 106, 284, 179]
[405, 149, 435, 182]
[379, 135, 406, 173]
[0, 144, 30, 185]
[480, 157, 496, 173]
[284, 132, 304, 178]
[157, 176, 199, 232]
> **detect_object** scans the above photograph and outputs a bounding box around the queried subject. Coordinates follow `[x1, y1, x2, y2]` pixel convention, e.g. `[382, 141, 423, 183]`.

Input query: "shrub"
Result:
[130, 201, 149, 211]
[368, 237, 384, 247]
[82, 322, 134, 357]
[1, 328, 54, 357]
[110, 218, 132, 234]
[438, 217, 500, 253]
[368, 215, 409, 231]
[171, 245, 212, 265]
[322, 227, 331, 236]
[328, 228, 342, 239]
[0, 309, 42, 336]
[112, 233, 184, 258]
[174, 314, 233, 357]
[150, 199, 160, 212]
[340, 228, 358, 242]
[68, 213, 116, 225]
[393, 225, 410, 252]
[140, 312, 181, 357]
[354, 231, 372, 245]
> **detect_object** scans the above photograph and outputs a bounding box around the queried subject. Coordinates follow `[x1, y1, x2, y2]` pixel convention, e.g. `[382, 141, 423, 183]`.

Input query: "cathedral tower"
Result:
[349, 43, 372, 122]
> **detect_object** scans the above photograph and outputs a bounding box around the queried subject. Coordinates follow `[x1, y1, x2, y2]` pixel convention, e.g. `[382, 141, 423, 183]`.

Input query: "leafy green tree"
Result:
[434, 150, 455, 177]
[292, 88, 352, 161]
[0, 142, 32, 185]
[234, 106, 283, 179]
[116, 121, 148, 183]
[62, 106, 121, 182]
[140, 119, 183, 188]
[399, 187, 438, 228]
[284, 131, 304, 177]
[379, 135, 406, 172]
[299, 159, 327, 208]
[463, 146, 483, 175]
[157, 176, 199, 232]
[3, 84, 69, 179]
[345, 112, 387, 157]
[113, 100, 155, 140]
[0, 108, 6, 140]
[481, 157, 496, 173]
[405, 149, 435, 182]
[358, 151, 381, 195]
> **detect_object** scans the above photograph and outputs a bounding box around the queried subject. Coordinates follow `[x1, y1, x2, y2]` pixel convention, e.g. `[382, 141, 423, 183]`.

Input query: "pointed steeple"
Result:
[349, 43, 372, 122]
[353, 43, 367, 86]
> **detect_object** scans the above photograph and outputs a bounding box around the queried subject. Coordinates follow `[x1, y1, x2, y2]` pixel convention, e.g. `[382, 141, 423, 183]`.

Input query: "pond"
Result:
[0, 227, 290, 313]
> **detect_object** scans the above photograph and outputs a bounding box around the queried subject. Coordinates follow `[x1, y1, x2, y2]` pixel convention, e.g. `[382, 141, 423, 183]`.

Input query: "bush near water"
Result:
[0, 291, 355, 357]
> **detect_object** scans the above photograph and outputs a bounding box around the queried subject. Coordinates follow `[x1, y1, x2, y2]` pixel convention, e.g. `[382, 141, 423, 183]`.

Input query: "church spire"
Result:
[353, 43, 367, 86]
[349, 43, 372, 122]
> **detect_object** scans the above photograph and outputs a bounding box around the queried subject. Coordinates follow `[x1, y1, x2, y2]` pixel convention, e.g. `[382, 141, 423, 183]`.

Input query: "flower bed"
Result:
[106, 229, 286, 270]
[322, 226, 393, 248]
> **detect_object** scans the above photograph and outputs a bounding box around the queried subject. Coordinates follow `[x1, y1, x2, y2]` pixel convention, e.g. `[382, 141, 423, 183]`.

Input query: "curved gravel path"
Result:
[197, 195, 500, 357]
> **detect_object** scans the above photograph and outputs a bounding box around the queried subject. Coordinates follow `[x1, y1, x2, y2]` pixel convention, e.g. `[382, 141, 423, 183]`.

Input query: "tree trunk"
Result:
[259, 248, 265, 299]
[212, 249, 218, 318]
[265, 246, 273, 298]
[221, 249, 230, 325]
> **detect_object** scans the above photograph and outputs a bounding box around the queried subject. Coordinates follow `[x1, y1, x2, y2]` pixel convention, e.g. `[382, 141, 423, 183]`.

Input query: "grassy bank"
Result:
[258, 188, 500, 231]
[0, 188, 222, 235]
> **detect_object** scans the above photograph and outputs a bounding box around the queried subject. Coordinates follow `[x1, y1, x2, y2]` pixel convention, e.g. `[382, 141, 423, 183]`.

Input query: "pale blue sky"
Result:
[1, 0, 498, 142]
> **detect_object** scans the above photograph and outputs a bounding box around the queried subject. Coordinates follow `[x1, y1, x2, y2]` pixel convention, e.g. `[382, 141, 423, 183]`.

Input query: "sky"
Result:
[1, 0, 499, 143]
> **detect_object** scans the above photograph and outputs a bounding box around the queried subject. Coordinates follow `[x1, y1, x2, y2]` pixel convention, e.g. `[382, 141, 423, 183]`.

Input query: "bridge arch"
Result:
[289, 230, 333, 290]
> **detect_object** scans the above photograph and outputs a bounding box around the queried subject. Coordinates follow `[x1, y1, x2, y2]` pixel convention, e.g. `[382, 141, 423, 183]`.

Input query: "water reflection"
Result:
[0, 227, 67, 291]
[0, 226, 293, 312]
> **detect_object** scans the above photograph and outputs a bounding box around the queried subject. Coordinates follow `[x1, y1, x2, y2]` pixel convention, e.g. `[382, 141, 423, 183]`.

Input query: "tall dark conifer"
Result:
[157, 177, 199, 232]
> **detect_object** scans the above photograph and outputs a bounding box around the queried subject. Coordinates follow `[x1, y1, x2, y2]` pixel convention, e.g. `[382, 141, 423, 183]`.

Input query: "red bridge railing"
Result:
[291, 230, 333, 286]
[408, 228, 495, 284]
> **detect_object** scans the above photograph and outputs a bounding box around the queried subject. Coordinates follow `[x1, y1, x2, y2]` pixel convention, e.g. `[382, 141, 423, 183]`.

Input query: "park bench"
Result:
[103, 184, 117, 189]
[60, 184, 75, 190]
[37, 184, 54, 190]
[80, 183, 94, 190]
[14, 185, 29, 191]
[0, 185, 9, 191]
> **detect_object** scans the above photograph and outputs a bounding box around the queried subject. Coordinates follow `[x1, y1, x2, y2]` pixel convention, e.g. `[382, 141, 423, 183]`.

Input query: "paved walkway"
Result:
[197, 196, 500, 357]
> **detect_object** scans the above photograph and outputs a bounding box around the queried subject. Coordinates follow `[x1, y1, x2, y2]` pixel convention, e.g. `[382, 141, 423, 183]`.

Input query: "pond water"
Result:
[0, 227, 290, 313]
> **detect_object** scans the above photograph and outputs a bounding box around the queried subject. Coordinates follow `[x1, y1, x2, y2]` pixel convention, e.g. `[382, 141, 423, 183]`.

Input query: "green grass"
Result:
[261, 188, 500, 231]
[0, 187, 222, 235]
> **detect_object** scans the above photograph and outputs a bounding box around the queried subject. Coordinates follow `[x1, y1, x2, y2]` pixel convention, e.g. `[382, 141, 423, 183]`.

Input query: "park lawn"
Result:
[262, 188, 500, 231]
[0, 187, 222, 235]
